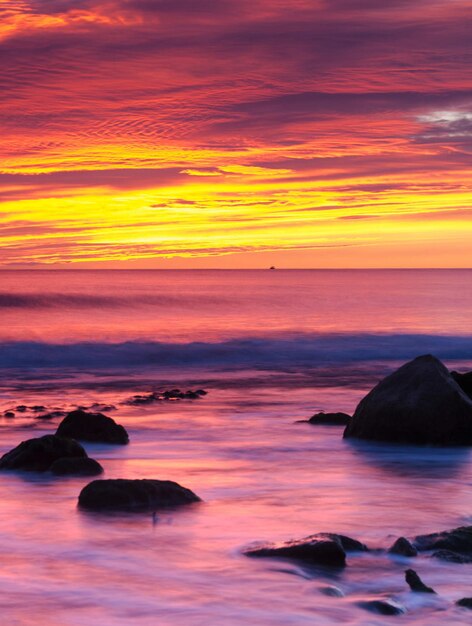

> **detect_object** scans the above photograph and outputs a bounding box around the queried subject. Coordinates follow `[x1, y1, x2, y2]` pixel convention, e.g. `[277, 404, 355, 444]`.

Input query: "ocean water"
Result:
[0, 269, 471, 625]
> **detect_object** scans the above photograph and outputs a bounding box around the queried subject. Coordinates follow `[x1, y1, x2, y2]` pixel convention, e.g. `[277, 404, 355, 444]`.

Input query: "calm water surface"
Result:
[0, 270, 471, 625]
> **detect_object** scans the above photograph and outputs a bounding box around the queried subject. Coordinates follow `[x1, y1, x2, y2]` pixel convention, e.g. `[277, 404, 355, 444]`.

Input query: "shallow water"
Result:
[0, 270, 471, 624]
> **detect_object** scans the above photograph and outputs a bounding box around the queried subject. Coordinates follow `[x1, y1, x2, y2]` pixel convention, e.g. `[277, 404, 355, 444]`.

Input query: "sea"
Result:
[0, 269, 471, 625]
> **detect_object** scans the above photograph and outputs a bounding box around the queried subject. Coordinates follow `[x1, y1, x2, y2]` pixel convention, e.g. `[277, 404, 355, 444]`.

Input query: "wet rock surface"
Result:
[78, 478, 201, 511]
[56, 409, 129, 445]
[457, 598, 472, 609]
[344, 355, 472, 445]
[50, 456, 104, 476]
[0, 435, 88, 472]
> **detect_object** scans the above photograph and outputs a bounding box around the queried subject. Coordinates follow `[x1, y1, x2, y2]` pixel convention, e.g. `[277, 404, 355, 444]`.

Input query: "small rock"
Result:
[358, 600, 406, 616]
[0, 435, 88, 472]
[78, 478, 201, 512]
[50, 457, 103, 476]
[457, 598, 472, 609]
[196, 389, 207, 396]
[319, 585, 344, 597]
[56, 409, 129, 445]
[15, 405, 28, 413]
[432, 550, 472, 563]
[308, 412, 351, 426]
[4, 411, 15, 418]
[35, 411, 66, 420]
[405, 569, 436, 593]
[389, 537, 418, 557]
[30, 405, 46, 412]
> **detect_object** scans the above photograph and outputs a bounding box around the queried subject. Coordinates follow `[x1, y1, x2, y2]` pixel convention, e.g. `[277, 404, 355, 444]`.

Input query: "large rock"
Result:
[56, 409, 129, 445]
[343, 355, 472, 445]
[0, 435, 87, 472]
[243, 533, 366, 567]
[414, 525, 472, 555]
[451, 371, 472, 400]
[78, 478, 201, 511]
[50, 457, 104, 476]
[308, 412, 351, 426]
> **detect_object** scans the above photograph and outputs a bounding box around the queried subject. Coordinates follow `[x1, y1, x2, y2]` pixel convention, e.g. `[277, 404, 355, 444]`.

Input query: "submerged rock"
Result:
[414, 525, 472, 555]
[3, 411, 15, 418]
[35, 410, 66, 421]
[308, 412, 351, 426]
[56, 409, 129, 445]
[50, 457, 103, 476]
[78, 478, 201, 511]
[244, 533, 365, 567]
[125, 389, 207, 405]
[405, 569, 436, 593]
[319, 585, 345, 597]
[344, 355, 472, 445]
[389, 537, 418, 557]
[358, 600, 406, 616]
[0, 435, 87, 472]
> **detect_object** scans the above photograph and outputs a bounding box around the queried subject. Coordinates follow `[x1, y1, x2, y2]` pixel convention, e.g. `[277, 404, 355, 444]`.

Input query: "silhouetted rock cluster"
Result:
[125, 389, 207, 405]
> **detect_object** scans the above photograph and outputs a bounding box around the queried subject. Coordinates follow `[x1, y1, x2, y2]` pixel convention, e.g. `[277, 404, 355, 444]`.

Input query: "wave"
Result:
[0, 333, 471, 371]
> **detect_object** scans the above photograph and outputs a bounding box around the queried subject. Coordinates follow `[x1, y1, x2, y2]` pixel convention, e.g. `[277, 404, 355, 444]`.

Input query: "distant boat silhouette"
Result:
[269, 266, 276, 270]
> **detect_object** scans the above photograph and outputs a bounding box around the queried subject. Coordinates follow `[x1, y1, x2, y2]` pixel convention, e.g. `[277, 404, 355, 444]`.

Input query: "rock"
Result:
[125, 389, 207, 405]
[30, 405, 46, 412]
[4, 411, 15, 418]
[308, 412, 351, 426]
[405, 569, 436, 593]
[196, 389, 207, 396]
[451, 371, 472, 400]
[56, 409, 129, 445]
[0, 435, 88, 472]
[414, 525, 472, 554]
[457, 598, 472, 609]
[319, 585, 345, 597]
[320, 533, 368, 552]
[78, 478, 201, 511]
[243, 533, 355, 567]
[389, 537, 418, 557]
[358, 600, 406, 615]
[343, 355, 472, 445]
[15, 405, 28, 413]
[432, 550, 472, 563]
[50, 457, 103, 476]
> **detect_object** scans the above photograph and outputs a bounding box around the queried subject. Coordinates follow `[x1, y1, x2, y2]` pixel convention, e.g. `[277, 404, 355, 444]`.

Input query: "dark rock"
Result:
[56, 409, 129, 445]
[30, 405, 46, 412]
[196, 389, 207, 396]
[78, 478, 201, 512]
[405, 569, 436, 593]
[320, 533, 368, 552]
[457, 598, 472, 609]
[344, 355, 472, 445]
[244, 533, 351, 567]
[183, 391, 200, 399]
[414, 525, 472, 554]
[308, 412, 351, 426]
[358, 600, 406, 616]
[15, 405, 28, 413]
[389, 537, 418, 557]
[4, 411, 15, 418]
[0, 435, 88, 472]
[50, 457, 103, 476]
[432, 549, 472, 563]
[451, 371, 472, 400]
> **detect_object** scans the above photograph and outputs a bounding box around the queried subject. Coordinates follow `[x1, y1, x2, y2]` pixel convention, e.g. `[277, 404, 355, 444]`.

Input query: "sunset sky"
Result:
[1, 0, 471, 268]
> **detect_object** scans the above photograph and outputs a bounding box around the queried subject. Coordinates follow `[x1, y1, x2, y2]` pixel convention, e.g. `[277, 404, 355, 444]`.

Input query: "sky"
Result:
[0, 0, 471, 268]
